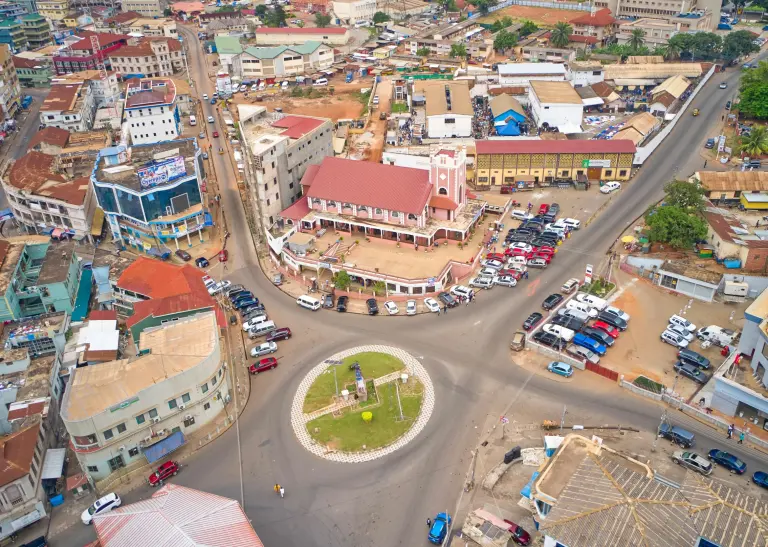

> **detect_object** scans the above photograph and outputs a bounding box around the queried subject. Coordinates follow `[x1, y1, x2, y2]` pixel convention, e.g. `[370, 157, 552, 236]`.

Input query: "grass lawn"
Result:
[302, 352, 405, 413]
[306, 379, 424, 452]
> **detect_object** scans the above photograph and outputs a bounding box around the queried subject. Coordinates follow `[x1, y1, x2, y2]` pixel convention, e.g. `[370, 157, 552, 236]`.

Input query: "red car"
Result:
[533, 245, 556, 255]
[593, 320, 620, 339]
[497, 269, 522, 280]
[249, 357, 278, 374]
[510, 248, 533, 259]
[500, 185, 514, 194]
[266, 327, 292, 342]
[504, 519, 532, 546]
[213, 131, 219, 137]
[218, 249, 228, 262]
[148, 461, 180, 487]
[538, 204, 549, 215]
[485, 253, 505, 262]
[532, 252, 552, 263]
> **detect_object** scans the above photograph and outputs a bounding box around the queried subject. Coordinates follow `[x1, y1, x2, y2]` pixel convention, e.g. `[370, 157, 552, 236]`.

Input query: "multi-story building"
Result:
[497, 63, 567, 90]
[107, 37, 184, 78]
[51, 69, 120, 107]
[568, 8, 616, 46]
[529, 80, 584, 134]
[615, 15, 711, 46]
[240, 42, 334, 79]
[254, 26, 349, 46]
[21, 14, 51, 49]
[26, 127, 110, 173]
[52, 30, 129, 75]
[121, 0, 163, 17]
[0, 19, 26, 52]
[2, 150, 97, 240]
[567, 61, 605, 88]
[596, 0, 717, 31]
[36, 0, 69, 21]
[126, 17, 177, 38]
[13, 56, 49, 87]
[61, 312, 228, 482]
[39, 82, 96, 132]
[0, 1, 26, 19]
[91, 139, 209, 255]
[123, 78, 180, 145]
[411, 80, 473, 139]
[0, 44, 20, 119]
[238, 106, 333, 228]
[332, 0, 376, 23]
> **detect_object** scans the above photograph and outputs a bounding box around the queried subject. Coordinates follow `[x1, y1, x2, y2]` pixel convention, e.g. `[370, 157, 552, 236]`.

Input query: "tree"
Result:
[472, 0, 496, 15]
[372, 281, 386, 295]
[722, 30, 760, 61]
[739, 126, 768, 156]
[663, 180, 706, 211]
[739, 63, 768, 119]
[666, 34, 693, 59]
[373, 11, 390, 24]
[645, 206, 708, 249]
[216, 4, 234, 11]
[254, 4, 267, 17]
[334, 270, 351, 290]
[416, 47, 431, 57]
[493, 29, 518, 52]
[549, 22, 573, 48]
[690, 32, 722, 60]
[662, 39, 682, 60]
[450, 43, 467, 58]
[519, 20, 538, 37]
[265, 5, 287, 27]
[491, 15, 514, 32]
[314, 13, 331, 27]
[628, 28, 645, 52]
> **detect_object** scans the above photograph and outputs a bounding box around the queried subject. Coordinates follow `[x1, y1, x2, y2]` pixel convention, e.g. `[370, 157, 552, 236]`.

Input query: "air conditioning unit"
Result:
[118, 445, 125, 452]
[178, 404, 186, 411]
[157, 429, 167, 436]
[184, 415, 192, 420]
[152, 417, 161, 424]
[142, 436, 152, 444]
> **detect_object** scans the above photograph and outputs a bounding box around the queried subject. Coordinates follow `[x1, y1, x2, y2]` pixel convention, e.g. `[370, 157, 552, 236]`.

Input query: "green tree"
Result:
[491, 15, 514, 32]
[645, 206, 708, 249]
[416, 47, 431, 57]
[450, 43, 467, 58]
[549, 22, 573, 48]
[661, 39, 682, 60]
[493, 29, 518, 52]
[738, 63, 768, 119]
[254, 4, 267, 17]
[373, 11, 390, 24]
[472, 0, 496, 15]
[334, 270, 351, 290]
[739, 126, 768, 156]
[628, 28, 645, 52]
[265, 5, 287, 27]
[722, 30, 760, 61]
[666, 34, 693, 59]
[663, 180, 706, 211]
[216, 4, 234, 11]
[519, 20, 538, 37]
[372, 281, 386, 295]
[314, 13, 331, 27]
[690, 32, 722, 60]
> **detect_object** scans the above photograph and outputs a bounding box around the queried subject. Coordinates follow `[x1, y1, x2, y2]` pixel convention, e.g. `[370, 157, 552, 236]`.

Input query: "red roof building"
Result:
[254, 26, 349, 45]
[569, 8, 616, 43]
[53, 31, 131, 75]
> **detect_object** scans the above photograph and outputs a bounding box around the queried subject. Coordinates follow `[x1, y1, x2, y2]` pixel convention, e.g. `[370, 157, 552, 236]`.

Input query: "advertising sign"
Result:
[585, 264, 593, 284]
[581, 159, 611, 168]
[137, 156, 186, 189]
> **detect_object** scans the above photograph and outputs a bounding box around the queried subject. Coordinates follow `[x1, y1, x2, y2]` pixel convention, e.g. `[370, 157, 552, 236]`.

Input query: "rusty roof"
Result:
[0, 422, 40, 487]
[7, 152, 89, 206]
[27, 127, 70, 151]
[697, 170, 768, 192]
[41, 83, 83, 113]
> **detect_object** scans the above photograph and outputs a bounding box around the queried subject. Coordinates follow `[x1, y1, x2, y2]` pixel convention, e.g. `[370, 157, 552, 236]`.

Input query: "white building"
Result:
[567, 61, 605, 88]
[529, 80, 584, 134]
[498, 63, 567, 90]
[60, 312, 228, 482]
[241, 42, 334, 79]
[254, 26, 350, 46]
[124, 79, 180, 145]
[39, 82, 96, 132]
[51, 70, 120, 107]
[107, 38, 185, 78]
[121, 0, 164, 17]
[414, 80, 473, 139]
[332, 0, 376, 24]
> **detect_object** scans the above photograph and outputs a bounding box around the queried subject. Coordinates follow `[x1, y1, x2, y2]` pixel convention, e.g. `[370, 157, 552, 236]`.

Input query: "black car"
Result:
[551, 314, 585, 331]
[532, 237, 558, 248]
[542, 293, 564, 310]
[548, 203, 561, 215]
[507, 233, 534, 244]
[226, 285, 245, 298]
[523, 312, 543, 331]
[322, 294, 334, 308]
[337, 295, 348, 312]
[674, 361, 709, 384]
[366, 298, 379, 315]
[438, 291, 458, 308]
[232, 292, 255, 305]
[541, 231, 563, 242]
[195, 257, 209, 268]
[537, 213, 556, 223]
[175, 249, 191, 261]
[596, 311, 628, 331]
[677, 348, 710, 370]
[582, 327, 614, 347]
[241, 304, 266, 317]
[266, 327, 292, 342]
[726, 100, 732, 109]
[533, 331, 567, 350]
[229, 289, 251, 301]
[520, 222, 543, 232]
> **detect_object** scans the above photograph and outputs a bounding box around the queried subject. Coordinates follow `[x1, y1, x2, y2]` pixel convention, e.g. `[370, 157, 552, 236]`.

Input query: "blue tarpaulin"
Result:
[521, 471, 540, 499]
[143, 431, 186, 464]
[496, 121, 521, 136]
[71, 269, 93, 322]
[204, 212, 214, 226]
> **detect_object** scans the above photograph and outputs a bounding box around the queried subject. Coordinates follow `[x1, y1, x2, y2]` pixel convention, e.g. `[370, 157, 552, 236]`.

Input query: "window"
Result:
[204, 402, 211, 410]
[202, 382, 209, 393]
[184, 416, 196, 427]
[116, 423, 127, 434]
[408, 214, 417, 220]
[182, 393, 191, 403]
[103, 429, 114, 440]
[128, 447, 139, 457]
[168, 399, 178, 410]
[605, 170, 613, 176]
[212, 374, 217, 385]
[107, 455, 125, 471]
[561, 170, 569, 176]
[391, 211, 399, 218]
[148, 408, 158, 418]
[30, 462, 38, 478]
[87, 465, 98, 473]
[375, 208, 382, 214]
[619, 170, 628, 176]
[5, 484, 22, 505]
[438, 187, 448, 195]
[445, 118, 455, 124]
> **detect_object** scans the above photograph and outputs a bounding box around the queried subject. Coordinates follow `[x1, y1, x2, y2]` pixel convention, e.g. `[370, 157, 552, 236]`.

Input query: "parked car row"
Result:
[659, 315, 728, 386]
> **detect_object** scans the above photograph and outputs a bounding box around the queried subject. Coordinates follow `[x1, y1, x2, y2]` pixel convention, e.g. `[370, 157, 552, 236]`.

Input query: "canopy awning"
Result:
[41, 448, 66, 480]
[91, 207, 105, 237]
[143, 431, 186, 464]
[51, 228, 64, 239]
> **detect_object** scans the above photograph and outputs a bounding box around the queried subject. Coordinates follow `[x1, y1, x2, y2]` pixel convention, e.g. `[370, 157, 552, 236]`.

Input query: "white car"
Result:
[566, 300, 599, 318]
[600, 181, 622, 194]
[494, 275, 517, 287]
[450, 285, 473, 299]
[406, 300, 417, 315]
[543, 323, 575, 342]
[239, 84, 248, 92]
[469, 276, 494, 289]
[243, 315, 268, 331]
[479, 267, 498, 277]
[508, 242, 532, 254]
[202, 93, 209, 100]
[481, 259, 504, 269]
[424, 297, 440, 313]
[509, 263, 527, 274]
[661, 329, 689, 348]
[384, 301, 399, 315]
[510, 209, 534, 221]
[719, 82, 727, 89]
[207, 115, 214, 123]
[574, 293, 607, 311]
[82, 493, 121, 525]
[562, 218, 581, 230]
[604, 305, 630, 322]
[667, 323, 695, 342]
[250, 341, 277, 357]
[208, 280, 232, 295]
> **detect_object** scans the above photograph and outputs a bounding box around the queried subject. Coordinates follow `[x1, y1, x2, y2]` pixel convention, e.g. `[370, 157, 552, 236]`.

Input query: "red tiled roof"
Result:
[12, 56, 40, 69]
[279, 197, 311, 222]
[66, 473, 89, 491]
[0, 422, 40, 485]
[117, 257, 211, 299]
[7, 401, 46, 422]
[9, 153, 90, 206]
[271, 116, 325, 139]
[591, 81, 616, 98]
[110, 38, 182, 58]
[104, 11, 141, 24]
[89, 309, 117, 321]
[68, 30, 130, 50]
[301, 164, 320, 188]
[256, 26, 347, 34]
[306, 157, 432, 216]
[570, 8, 616, 26]
[476, 139, 636, 155]
[429, 195, 458, 210]
[27, 127, 70, 151]
[126, 292, 224, 329]
[569, 35, 599, 44]
[703, 210, 739, 244]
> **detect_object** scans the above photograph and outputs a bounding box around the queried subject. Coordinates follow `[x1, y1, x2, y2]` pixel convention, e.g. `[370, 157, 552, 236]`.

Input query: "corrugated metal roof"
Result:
[476, 139, 636, 155]
[697, 170, 768, 192]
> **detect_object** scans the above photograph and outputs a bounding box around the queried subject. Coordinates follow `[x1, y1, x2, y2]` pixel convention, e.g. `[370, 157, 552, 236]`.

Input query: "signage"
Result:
[137, 156, 186, 189]
[585, 264, 593, 284]
[581, 159, 611, 168]
[110, 396, 139, 413]
[427, 277, 435, 287]
[717, 135, 727, 153]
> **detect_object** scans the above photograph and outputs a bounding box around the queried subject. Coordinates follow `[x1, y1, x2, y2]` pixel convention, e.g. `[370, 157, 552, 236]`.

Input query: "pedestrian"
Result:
[727, 424, 734, 439]
[469, 292, 474, 302]
[524, 271, 529, 280]
[444, 305, 448, 314]
[739, 431, 745, 444]
[704, 160, 708, 168]
[758, 219, 761, 228]
[427, 518, 432, 527]
[465, 296, 469, 307]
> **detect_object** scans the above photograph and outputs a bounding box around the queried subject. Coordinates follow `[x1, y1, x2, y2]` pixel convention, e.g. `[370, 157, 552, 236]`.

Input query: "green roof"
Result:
[21, 14, 45, 21]
[0, 19, 21, 28]
[244, 41, 322, 60]
[214, 35, 243, 54]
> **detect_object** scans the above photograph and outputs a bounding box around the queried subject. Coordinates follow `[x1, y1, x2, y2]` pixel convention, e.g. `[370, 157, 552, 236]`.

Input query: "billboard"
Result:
[137, 156, 186, 189]
[216, 72, 233, 96]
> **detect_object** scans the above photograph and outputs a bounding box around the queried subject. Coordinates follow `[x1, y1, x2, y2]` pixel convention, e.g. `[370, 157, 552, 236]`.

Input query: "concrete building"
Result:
[254, 26, 349, 46]
[21, 14, 51, 49]
[596, 0, 717, 31]
[528, 80, 584, 134]
[702, 208, 768, 273]
[412, 80, 472, 139]
[91, 139, 209, 255]
[123, 78, 180, 145]
[693, 171, 768, 205]
[12, 55, 51, 87]
[0, 18, 27, 52]
[52, 31, 130, 75]
[121, 0, 164, 17]
[107, 37, 184, 78]
[238, 106, 333, 228]
[61, 312, 228, 482]
[567, 61, 604, 88]
[241, 42, 334, 79]
[39, 82, 97, 132]
[498, 63, 566, 90]
[36, 0, 69, 21]
[332, 0, 376, 24]
[0, 44, 22, 119]
[616, 18, 679, 47]
[51, 69, 120, 107]
[569, 8, 616, 45]
[0, 1, 26, 18]
[214, 35, 242, 77]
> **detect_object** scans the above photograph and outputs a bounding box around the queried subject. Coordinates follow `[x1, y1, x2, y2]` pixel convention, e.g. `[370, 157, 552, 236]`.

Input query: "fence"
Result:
[527, 341, 586, 370]
[485, 0, 591, 14]
[586, 361, 619, 381]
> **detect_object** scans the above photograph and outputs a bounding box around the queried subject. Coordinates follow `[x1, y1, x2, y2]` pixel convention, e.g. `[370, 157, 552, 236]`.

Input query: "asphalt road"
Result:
[54, 47, 768, 547]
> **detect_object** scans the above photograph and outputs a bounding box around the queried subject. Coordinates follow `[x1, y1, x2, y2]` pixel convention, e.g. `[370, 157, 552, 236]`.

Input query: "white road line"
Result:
[473, 320, 482, 326]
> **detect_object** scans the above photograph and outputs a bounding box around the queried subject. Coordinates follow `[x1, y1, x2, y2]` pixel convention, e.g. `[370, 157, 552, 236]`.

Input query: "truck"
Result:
[345, 71, 353, 83]
[21, 95, 32, 109]
[696, 325, 738, 347]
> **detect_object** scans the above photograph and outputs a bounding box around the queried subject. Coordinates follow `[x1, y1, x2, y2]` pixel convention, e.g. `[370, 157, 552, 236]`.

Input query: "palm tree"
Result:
[629, 28, 645, 52]
[739, 127, 768, 158]
[662, 41, 681, 60]
[550, 22, 573, 48]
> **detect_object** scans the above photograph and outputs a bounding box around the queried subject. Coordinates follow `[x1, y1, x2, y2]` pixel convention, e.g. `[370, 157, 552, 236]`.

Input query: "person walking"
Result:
[427, 518, 432, 527]
[436, 306, 440, 316]
[444, 305, 448, 315]
[739, 431, 745, 444]
[727, 424, 734, 439]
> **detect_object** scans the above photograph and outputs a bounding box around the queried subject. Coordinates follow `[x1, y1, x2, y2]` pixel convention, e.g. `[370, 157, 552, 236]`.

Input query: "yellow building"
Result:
[36, 0, 70, 21]
[474, 139, 636, 186]
[740, 193, 768, 210]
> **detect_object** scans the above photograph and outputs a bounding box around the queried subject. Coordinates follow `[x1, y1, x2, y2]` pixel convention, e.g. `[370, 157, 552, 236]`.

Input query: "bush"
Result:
[581, 278, 615, 297]
[634, 376, 665, 394]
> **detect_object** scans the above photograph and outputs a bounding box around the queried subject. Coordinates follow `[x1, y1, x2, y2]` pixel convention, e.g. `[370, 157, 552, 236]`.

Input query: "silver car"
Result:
[672, 450, 712, 475]
[250, 341, 277, 357]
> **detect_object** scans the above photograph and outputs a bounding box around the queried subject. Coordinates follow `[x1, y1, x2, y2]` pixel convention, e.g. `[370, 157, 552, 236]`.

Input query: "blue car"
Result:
[708, 449, 747, 474]
[234, 298, 258, 310]
[547, 361, 573, 378]
[210, 98, 216, 104]
[572, 333, 607, 356]
[753, 471, 768, 488]
[428, 512, 451, 545]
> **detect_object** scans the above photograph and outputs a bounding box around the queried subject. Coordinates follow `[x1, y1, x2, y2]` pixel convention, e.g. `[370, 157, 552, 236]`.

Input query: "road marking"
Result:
[473, 320, 482, 326]
[527, 278, 541, 296]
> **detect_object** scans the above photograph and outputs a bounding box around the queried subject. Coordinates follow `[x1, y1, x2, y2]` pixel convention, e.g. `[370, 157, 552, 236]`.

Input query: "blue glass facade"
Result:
[142, 178, 202, 221]
[117, 189, 144, 222]
[94, 185, 118, 214]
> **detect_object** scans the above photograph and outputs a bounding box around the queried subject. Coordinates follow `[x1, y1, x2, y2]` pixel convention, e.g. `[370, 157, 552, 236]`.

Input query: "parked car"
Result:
[336, 295, 348, 312]
[507, 242, 533, 254]
[241, 305, 266, 319]
[574, 293, 607, 311]
[658, 423, 695, 447]
[708, 449, 747, 474]
[175, 249, 191, 261]
[272, 273, 283, 285]
[226, 285, 245, 298]
[195, 257, 209, 268]
[533, 331, 567, 350]
[592, 320, 620, 338]
[367, 298, 379, 315]
[705, 138, 716, 149]
[208, 280, 232, 295]
[494, 275, 517, 287]
[242, 316, 269, 332]
[669, 314, 695, 332]
[438, 291, 458, 308]
[596, 311, 627, 331]
[527, 257, 548, 269]
[542, 293, 563, 310]
[561, 218, 581, 230]
[384, 301, 399, 315]
[234, 298, 258, 310]
[485, 252, 506, 262]
[547, 361, 573, 377]
[674, 361, 709, 384]
[566, 343, 600, 364]
[661, 329, 689, 348]
[148, 461, 180, 486]
[510, 209, 534, 221]
[406, 300, 417, 315]
[566, 300, 599, 319]
[523, 312, 543, 330]
[573, 332, 607, 356]
[250, 341, 277, 357]
[249, 357, 278, 374]
[667, 323, 695, 341]
[266, 328, 292, 342]
[672, 451, 712, 475]
[82, 493, 121, 524]
[677, 348, 710, 370]
[543, 323, 574, 341]
[424, 297, 440, 313]
[428, 512, 451, 545]
[548, 203, 561, 216]
[752, 471, 768, 488]
[551, 315, 585, 332]
[503, 520, 532, 546]
[582, 327, 614, 347]
[600, 181, 621, 194]
[322, 294, 334, 308]
[481, 259, 504, 270]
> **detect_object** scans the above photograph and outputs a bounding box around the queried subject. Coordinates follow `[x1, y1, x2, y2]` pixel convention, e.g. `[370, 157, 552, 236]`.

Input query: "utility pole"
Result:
[560, 405, 567, 434]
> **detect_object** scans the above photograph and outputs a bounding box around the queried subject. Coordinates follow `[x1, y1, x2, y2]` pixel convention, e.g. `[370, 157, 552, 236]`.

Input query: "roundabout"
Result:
[290, 345, 435, 463]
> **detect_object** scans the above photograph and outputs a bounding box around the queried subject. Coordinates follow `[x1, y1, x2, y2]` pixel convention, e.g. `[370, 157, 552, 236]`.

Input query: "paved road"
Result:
[53, 50, 768, 547]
